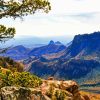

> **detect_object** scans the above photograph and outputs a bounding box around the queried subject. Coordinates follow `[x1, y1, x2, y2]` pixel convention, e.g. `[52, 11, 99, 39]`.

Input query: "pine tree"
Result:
[0, 0, 51, 52]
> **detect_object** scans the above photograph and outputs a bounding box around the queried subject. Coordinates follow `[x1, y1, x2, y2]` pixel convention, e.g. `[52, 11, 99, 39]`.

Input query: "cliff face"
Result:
[66, 32, 100, 57]
[0, 79, 100, 100]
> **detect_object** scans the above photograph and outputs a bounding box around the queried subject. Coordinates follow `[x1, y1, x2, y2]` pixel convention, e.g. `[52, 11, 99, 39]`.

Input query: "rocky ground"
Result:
[0, 78, 100, 100]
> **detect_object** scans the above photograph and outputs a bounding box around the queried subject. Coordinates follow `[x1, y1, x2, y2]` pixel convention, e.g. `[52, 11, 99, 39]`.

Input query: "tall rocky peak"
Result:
[68, 32, 100, 57]
[48, 40, 63, 45]
[48, 40, 55, 45]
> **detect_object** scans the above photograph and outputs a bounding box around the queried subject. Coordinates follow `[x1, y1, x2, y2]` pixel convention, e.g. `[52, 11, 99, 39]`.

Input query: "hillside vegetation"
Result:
[0, 57, 42, 88]
[0, 68, 42, 88]
[0, 57, 24, 72]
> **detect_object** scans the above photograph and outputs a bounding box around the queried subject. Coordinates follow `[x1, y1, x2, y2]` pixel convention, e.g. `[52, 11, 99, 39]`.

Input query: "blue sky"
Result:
[1, 0, 100, 38]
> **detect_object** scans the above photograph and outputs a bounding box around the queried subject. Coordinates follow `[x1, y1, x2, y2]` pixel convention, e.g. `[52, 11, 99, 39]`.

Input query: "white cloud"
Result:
[49, 0, 100, 14]
[1, 0, 100, 38]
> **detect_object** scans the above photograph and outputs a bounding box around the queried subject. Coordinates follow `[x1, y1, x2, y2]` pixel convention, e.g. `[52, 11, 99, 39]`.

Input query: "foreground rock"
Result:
[0, 79, 99, 100]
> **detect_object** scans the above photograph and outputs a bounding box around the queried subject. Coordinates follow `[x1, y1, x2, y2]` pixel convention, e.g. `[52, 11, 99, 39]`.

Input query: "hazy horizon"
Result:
[0, 35, 73, 48]
[0, 30, 99, 48]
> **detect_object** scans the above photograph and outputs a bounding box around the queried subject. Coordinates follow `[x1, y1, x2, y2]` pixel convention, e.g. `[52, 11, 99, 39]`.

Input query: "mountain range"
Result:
[27, 32, 100, 83]
[1, 31, 100, 84]
[0, 35, 71, 48]
[1, 40, 66, 60]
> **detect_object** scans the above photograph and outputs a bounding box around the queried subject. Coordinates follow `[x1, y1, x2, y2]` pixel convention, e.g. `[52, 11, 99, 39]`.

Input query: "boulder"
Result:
[0, 86, 45, 100]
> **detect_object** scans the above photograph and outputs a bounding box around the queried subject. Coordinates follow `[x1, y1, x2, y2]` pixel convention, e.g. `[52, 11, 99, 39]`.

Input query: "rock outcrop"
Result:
[0, 80, 90, 100]
[0, 86, 46, 100]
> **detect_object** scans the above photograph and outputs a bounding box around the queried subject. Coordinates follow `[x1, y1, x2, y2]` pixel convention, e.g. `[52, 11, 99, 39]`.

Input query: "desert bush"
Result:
[0, 70, 42, 88]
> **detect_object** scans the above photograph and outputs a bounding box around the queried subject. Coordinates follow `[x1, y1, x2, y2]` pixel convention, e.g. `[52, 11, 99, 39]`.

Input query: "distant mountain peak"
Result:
[48, 40, 55, 45]
[55, 41, 62, 45]
[48, 40, 63, 45]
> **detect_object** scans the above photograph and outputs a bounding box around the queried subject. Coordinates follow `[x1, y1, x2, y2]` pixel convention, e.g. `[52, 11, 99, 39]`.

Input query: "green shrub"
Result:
[0, 70, 42, 88]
